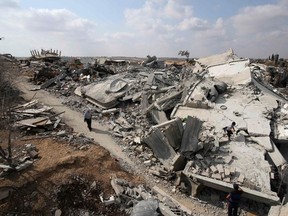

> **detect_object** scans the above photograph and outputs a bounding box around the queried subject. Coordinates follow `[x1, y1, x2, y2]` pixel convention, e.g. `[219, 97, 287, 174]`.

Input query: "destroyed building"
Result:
[14, 48, 288, 215]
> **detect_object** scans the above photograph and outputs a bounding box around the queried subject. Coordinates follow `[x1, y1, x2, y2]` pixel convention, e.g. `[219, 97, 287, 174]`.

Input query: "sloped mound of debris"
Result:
[54, 175, 127, 216]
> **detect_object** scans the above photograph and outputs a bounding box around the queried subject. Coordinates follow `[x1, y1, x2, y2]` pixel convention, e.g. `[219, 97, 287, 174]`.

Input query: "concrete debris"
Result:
[109, 178, 190, 215]
[180, 116, 202, 156]
[18, 50, 288, 211]
[143, 128, 176, 169]
[185, 173, 280, 205]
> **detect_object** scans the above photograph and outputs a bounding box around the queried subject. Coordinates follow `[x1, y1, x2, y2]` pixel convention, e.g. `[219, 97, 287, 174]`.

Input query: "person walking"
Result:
[226, 183, 243, 216]
[223, 122, 236, 141]
[84, 109, 92, 131]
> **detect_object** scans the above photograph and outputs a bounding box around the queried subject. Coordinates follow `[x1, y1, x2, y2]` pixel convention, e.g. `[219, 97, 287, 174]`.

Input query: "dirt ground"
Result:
[0, 128, 143, 215]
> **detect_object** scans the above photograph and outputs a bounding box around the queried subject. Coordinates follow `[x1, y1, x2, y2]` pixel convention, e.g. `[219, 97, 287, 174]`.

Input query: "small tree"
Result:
[178, 50, 190, 61]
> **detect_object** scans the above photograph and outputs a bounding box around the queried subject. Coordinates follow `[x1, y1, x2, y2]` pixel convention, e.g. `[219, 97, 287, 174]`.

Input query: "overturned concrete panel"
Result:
[208, 59, 251, 85]
[244, 105, 271, 136]
[164, 118, 184, 149]
[152, 186, 192, 215]
[81, 75, 128, 109]
[150, 109, 168, 124]
[141, 93, 149, 114]
[185, 173, 280, 205]
[180, 116, 202, 155]
[250, 136, 273, 151]
[143, 128, 176, 168]
[196, 48, 237, 67]
[268, 140, 287, 167]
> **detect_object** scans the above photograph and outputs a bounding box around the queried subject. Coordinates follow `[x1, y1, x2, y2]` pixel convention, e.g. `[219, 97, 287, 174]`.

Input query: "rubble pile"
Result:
[0, 143, 39, 178]
[110, 176, 191, 215]
[16, 49, 288, 214]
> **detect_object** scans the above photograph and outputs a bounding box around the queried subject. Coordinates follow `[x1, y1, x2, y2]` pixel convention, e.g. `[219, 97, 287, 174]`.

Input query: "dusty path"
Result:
[15, 76, 134, 168]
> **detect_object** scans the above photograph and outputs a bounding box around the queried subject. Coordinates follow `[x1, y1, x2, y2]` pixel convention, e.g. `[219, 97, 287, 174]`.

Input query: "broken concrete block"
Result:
[57, 130, 66, 136]
[152, 186, 192, 215]
[238, 174, 245, 183]
[158, 203, 179, 216]
[221, 173, 225, 179]
[28, 150, 39, 158]
[149, 169, 161, 177]
[180, 116, 202, 154]
[101, 195, 116, 206]
[230, 167, 236, 175]
[224, 168, 231, 177]
[223, 178, 231, 183]
[102, 108, 119, 115]
[211, 173, 222, 180]
[134, 137, 141, 144]
[201, 171, 210, 177]
[210, 165, 217, 173]
[144, 160, 152, 166]
[216, 164, 224, 173]
[111, 179, 124, 195]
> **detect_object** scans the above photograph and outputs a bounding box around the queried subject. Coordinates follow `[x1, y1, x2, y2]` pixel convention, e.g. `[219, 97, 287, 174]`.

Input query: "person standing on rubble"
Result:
[84, 109, 92, 131]
[223, 122, 236, 141]
[226, 183, 243, 216]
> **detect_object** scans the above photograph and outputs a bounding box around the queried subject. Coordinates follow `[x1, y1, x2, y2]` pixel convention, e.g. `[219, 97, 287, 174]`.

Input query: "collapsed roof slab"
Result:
[175, 87, 278, 136]
[196, 48, 238, 67]
[185, 173, 279, 205]
[180, 116, 202, 155]
[250, 137, 273, 152]
[172, 89, 279, 192]
[268, 140, 287, 168]
[78, 74, 128, 109]
[228, 141, 272, 193]
[207, 59, 251, 85]
[143, 128, 176, 169]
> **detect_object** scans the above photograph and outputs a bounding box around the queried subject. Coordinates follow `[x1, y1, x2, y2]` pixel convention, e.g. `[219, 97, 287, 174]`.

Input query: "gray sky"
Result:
[0, 0, 287, 58]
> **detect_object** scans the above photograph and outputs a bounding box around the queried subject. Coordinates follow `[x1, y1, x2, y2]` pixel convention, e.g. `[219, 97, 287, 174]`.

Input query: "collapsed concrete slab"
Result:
[185, 173, 280, 205]
[208, 59, 251, 85]
[173, 87, 278, 192]
[143, 128, 176, 169]
[196, 48, 238, 67]
[267, 140, 287, 168]
[164, 118, 184, 150]
[75, 75, 126, 109]
[180, 116, 202, 156]
[150, 109, 168, 124]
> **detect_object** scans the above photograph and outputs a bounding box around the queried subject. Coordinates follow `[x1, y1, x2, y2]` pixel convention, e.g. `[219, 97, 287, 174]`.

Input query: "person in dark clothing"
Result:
[223, 122, 236, 141]
[226, 183, 243, 216]
[84, 109, 92, 131]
